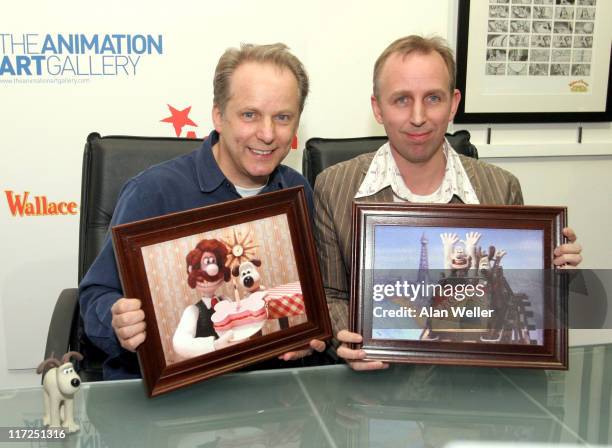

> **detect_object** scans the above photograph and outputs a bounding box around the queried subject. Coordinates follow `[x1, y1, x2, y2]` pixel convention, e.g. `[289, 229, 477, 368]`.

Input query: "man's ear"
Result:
[212, 104, 223, 133]
[371, 94, 384, 125]
[448, 89, 462, 123]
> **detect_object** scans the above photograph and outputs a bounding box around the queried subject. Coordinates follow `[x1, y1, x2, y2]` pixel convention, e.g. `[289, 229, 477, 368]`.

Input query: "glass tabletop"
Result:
[0, 344, 610, 447]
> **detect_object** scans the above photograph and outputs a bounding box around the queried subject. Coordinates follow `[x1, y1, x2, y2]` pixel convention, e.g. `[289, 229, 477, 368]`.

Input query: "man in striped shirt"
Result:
[313, 35, 582, 371]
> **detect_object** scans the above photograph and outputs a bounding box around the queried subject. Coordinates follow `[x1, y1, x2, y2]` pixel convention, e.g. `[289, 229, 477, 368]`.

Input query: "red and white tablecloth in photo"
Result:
[264, 281, 305, 319]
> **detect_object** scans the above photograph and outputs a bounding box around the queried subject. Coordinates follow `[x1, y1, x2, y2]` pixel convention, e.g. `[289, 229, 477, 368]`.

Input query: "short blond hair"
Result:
[213, 43, 309, 113]
[373, 35, 456, 98]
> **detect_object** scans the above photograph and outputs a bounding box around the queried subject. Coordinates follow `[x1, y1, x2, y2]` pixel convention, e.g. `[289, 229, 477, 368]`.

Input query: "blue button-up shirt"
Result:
[79, 130, 314, 380]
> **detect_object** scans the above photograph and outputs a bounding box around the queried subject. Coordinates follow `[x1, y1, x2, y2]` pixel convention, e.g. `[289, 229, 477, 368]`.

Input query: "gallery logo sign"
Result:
[159, 104, 299, 149]
[5, 190, 78, 217]
[0, 33, 163, 80]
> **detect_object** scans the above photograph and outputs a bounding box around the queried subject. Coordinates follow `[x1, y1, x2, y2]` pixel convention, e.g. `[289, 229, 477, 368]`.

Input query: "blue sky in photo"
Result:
[373, 226, 544, 270]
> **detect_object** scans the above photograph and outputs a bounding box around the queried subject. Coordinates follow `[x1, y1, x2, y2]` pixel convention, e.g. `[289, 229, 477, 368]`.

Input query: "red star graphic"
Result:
[161, 105, 198, 137]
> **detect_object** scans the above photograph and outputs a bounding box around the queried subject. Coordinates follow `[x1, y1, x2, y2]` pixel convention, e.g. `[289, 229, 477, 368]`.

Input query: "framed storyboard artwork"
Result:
[454, 0, 612, 123]
[350, 202, 568, 369]
[112, 187, 332, 397]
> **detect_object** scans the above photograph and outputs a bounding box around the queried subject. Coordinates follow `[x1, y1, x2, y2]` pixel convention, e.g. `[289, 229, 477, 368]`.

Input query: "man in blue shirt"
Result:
[79, 43, 326, 380]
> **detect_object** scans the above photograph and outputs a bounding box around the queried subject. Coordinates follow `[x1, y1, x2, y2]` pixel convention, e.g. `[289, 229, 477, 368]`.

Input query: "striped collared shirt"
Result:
[354, 139, 480, 204]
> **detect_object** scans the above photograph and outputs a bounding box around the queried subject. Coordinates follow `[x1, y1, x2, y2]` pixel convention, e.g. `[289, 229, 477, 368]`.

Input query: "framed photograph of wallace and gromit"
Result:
[350, 203, 568, 369]
[455, 0, 612, 123]
[112, 187, 332, 397]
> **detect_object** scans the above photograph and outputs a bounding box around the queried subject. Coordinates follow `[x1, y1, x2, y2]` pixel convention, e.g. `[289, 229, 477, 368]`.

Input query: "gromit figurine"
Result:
[36, 351, 83, 433]
[232, 259, 265, 295]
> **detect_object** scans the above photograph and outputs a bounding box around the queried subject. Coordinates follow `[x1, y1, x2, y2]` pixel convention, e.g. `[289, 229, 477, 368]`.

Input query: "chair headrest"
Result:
[302, 130, 478, 187]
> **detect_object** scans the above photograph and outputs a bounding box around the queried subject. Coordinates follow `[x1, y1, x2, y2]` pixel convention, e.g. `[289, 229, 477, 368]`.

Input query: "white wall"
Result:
[463, 123, 612, 270]
[473, 126, 612, 348]
[1, 0, 610, 387]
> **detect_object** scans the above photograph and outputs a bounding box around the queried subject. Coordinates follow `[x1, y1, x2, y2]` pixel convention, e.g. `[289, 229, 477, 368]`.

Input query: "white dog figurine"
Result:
[36, 351, 83, 433]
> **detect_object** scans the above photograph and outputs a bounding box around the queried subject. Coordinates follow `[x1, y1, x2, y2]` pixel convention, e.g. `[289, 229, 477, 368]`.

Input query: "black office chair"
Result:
[44, 132, 203, 382]
[302, 130, 478, 187]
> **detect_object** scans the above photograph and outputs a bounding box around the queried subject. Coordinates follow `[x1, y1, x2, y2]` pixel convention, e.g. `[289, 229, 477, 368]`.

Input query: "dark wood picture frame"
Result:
[350, 203, 568, 369]
[455, 0, 612, 123]
[113, 187, 332, 396]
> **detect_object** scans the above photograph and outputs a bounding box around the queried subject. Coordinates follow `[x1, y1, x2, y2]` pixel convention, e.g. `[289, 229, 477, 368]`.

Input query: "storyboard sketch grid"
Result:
[486, 0, 596, 77]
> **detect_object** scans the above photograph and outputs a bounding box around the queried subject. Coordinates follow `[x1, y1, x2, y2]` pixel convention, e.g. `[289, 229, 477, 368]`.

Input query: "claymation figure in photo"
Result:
[232, 257, 291, 330]
[173, 238, 235, 359]
[440, 231, 482, 276]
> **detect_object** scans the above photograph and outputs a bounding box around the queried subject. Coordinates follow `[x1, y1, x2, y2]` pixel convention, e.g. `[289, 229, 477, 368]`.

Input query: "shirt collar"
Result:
[355, 139, 480, 204]
[195, 130, 287, 193]
[195, 130, 225, 193]
[201, 295, 217, 309]
[262, 166, 288, 193]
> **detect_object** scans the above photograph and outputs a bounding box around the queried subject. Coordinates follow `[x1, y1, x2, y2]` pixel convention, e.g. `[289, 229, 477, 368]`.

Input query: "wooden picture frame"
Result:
[112, 187, 332, 396]
[350, 203, 568, 369]
[454, 0, 612, 123]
